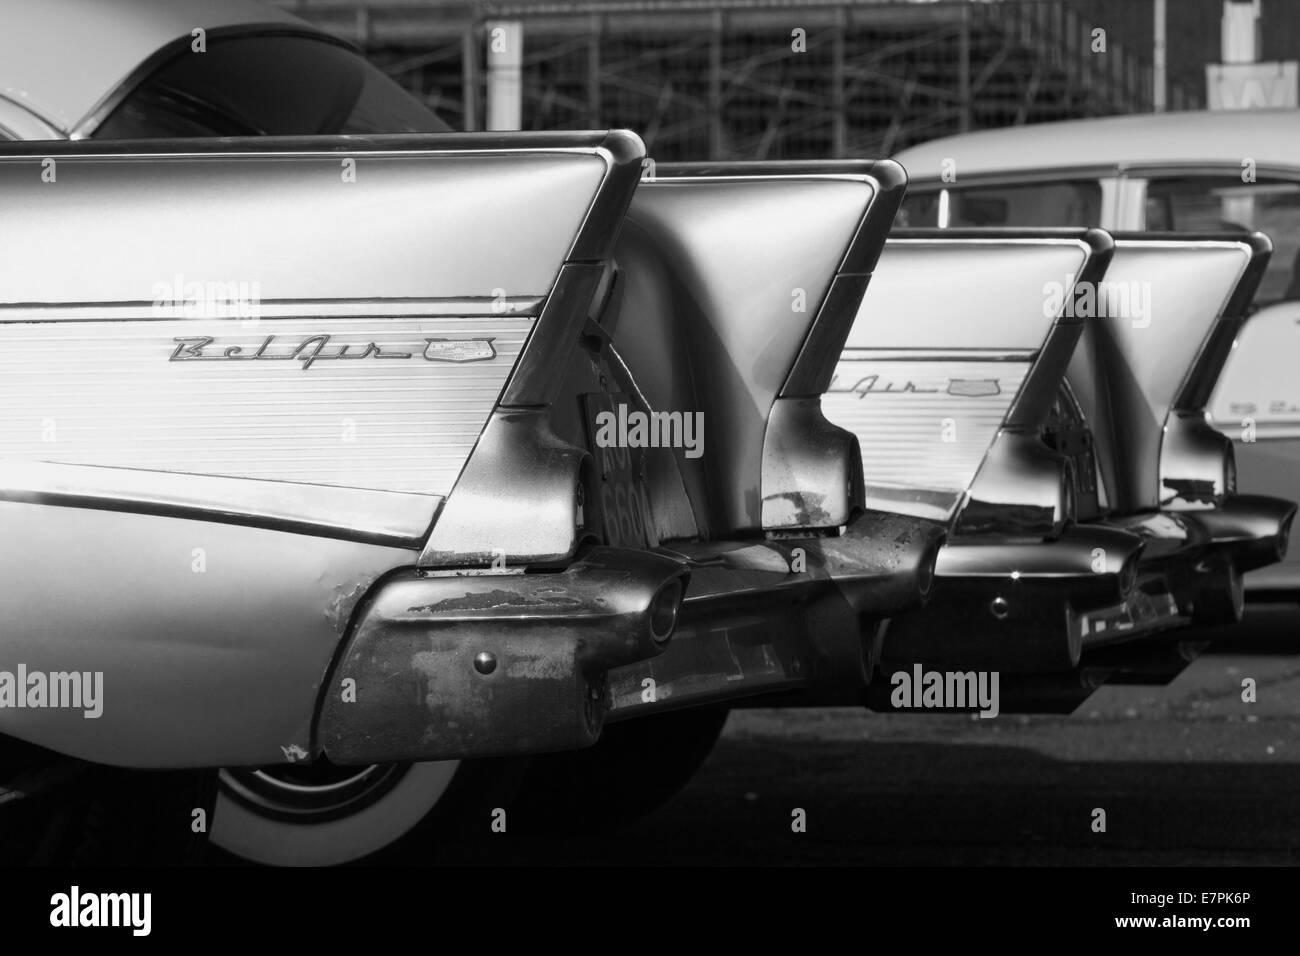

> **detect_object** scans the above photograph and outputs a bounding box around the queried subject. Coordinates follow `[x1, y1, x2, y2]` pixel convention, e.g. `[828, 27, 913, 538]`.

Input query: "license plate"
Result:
[582, 392, 659, 550]
[1069, 587, 1185, 644]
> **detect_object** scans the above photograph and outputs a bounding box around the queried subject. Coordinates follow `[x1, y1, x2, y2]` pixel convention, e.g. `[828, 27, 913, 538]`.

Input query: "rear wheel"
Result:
[509, 706, 730, 833]
[1192, 558, 1246, 627]
[211, 757, 523, 866]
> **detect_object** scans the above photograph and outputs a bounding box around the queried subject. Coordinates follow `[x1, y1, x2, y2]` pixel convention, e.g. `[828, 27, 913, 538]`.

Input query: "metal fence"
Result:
[274, 0, 1281, 160]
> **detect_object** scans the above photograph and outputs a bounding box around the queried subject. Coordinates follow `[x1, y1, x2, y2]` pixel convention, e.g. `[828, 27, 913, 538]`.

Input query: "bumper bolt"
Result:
[473, 651, 497, 675]
[990, 596, 1010, 621]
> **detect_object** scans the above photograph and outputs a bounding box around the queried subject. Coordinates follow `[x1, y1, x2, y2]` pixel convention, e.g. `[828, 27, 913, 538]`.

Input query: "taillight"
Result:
[1118, 552, 1139, 600]
[648, 579, 684, 644]
[1059, 460, 1077, 531]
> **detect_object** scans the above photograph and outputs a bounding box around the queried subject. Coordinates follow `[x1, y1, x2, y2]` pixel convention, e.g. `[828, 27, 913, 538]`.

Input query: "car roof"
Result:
[0, 0, 312, 136]
[893, 109, 1300, 183]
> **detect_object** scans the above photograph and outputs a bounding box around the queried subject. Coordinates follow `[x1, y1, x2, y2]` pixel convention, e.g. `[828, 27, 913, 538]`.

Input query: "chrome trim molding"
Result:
[0, 460, 438, 546]
[841, 348, 1038, 363]
[0, 298, 547, 323]
[761, 397, 861, 530]
[418, 408, 589, 567]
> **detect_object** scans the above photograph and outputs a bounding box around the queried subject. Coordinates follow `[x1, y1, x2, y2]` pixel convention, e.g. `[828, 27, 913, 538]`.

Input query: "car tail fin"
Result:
[1065, 232, 1271, 514]
[599, 160, 906, 538]
[825, 228, 1114, 525]
[0, 132, 644, 553]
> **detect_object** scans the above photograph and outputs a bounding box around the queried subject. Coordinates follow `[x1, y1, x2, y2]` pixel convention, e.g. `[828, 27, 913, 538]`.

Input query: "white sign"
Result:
[1207, 61, 1299, 110]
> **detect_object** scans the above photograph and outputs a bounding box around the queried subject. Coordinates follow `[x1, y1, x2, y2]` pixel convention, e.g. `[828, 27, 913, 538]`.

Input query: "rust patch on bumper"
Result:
[409, 587, 586, 615]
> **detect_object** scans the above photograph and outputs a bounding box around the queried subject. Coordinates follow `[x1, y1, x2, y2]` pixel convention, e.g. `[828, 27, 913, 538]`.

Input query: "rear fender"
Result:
[827, 228, 1114, 536]
[603, 160, 906, 538]
[0, 132, 646, 766]
[1066, 231, 1270, 514]
[1207, 297, 1300, 590]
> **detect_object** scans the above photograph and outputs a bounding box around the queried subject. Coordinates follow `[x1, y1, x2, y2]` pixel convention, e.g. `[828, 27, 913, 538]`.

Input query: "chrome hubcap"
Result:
[218, 759, 407, 824]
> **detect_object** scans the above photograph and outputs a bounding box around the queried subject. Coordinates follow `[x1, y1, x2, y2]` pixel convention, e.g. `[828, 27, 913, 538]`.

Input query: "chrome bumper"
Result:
[318, 547, 689, 764]
[608, 510, 946, 719]
[1179, 494, 1295, 574]
[318, 510, 944, 763]
[880, 495, 1294, 674]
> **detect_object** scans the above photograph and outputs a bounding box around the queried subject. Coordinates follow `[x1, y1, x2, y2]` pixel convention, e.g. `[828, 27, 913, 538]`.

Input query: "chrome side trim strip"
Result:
[0, 460, 437, 546]
[841, 348, 1038, 363]
[1219, 423, 1300, 440]
[0, 298, 547, 323]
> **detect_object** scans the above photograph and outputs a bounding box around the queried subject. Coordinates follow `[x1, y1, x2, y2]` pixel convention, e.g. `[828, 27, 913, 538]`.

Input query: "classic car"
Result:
[0, 0, 942, 864]
[892, 110, 1300, 600]
[834, 227, 1293, 709]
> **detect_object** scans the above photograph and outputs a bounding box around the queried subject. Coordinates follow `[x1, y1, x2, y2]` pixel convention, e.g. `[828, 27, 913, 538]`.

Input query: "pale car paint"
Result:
[0, 95, 61, 140]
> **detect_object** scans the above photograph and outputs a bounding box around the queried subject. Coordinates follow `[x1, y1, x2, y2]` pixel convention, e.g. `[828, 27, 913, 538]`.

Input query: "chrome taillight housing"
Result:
[954, 429, 1076, 540]
[1160, 410, 1237, 510]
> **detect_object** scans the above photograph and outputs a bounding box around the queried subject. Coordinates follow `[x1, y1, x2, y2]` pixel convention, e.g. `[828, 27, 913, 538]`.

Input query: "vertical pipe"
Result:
[588, 14, 602, 128]
[462, 23, 479, 132]
[832, 5, 847, 156]
[355, 6, 370, 50]
[1154, 0, 1167, 111]
[486, 20, 524, 131]
[958, 4, 971, 132]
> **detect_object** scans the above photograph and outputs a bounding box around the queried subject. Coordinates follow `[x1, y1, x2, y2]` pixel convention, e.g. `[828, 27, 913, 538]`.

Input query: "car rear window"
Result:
[93, 34, 449, 138]
[898, 181, 1102, 229]
[1145, 176, 1300, 303]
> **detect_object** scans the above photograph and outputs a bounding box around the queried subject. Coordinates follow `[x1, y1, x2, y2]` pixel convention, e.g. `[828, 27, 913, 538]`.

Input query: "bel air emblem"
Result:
[947, 378, 1001, 398]
[170, 334, 497, 369]
[423, 338, 496, 363]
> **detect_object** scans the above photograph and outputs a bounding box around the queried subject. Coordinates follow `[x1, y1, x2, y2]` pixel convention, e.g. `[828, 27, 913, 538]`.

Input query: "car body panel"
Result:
[0, 500, 410, 767]
[828, 230, 1108, 524]
[1065, 236, 1258, 514]
[0, 134, 629, 544]
[1210, 298, 1300, 590]
[605, 166, 885, 535]
[892, 109, 1300, 183]
[0, 96, 60, 141]
[0, 131, 648, 764]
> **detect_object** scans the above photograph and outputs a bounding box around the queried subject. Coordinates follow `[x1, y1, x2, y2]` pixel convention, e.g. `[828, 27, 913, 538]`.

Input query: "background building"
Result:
[272, 0, 1299, 159]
